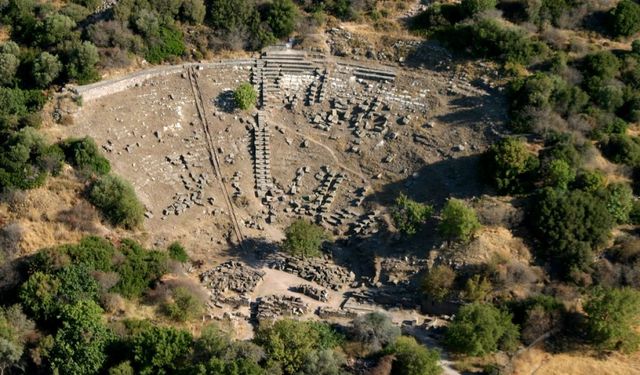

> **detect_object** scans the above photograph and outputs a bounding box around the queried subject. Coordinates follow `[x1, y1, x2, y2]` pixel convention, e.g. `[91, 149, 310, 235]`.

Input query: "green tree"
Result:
[445, 303, 519, 356]
[88, 174, 144, 229]
[299, 349, 346, 375]
[392, 193, 433, 236]
[255, 319, 328, 374]
[422, 265, 456, 302]
[585, 287, 640, 352]
[541, 158, 575, 190]
[37, 13, 76, 47]
[600, 134, 640, 166]
[390, 336, 441, 375]
[0, 52, 19, 85]
[109, 361, 135, 375]
[234, 82, 257, 110]
[281, 219, 327, 258]
[349, 312, 400, 352]
[266, 0, 297, 38]
[531, 188, 614, 273]
[606, 183, 634, 224]
[19, 271, 61, 320]
[63, 40, 100, 84]
[484, 137, 538, 194]
[438, 198, 481, 243]
[610, 0, 640, 37]
[32, 52, 62, 88]
[113, 239, 169, 298]
[460, 0, 496, 17]
[49, 300, 112, 375]
[132, 325, 193, 375]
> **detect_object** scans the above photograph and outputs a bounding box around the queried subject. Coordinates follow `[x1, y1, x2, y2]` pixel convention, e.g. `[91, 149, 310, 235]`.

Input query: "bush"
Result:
[113, 239, 169, 298]
[63, 40, 100, 84]
[606, 183, 634, 224]
[88, 174, 144, 229]
[131, 325, 193, 374]
[445, 303, 519, 356]
[299, 349, 346, 375]
[145, 26, 185, 64]
[349, 312, 401, 353]
[531, 188, 614, 274]
[610, 0, 640, 37]
[163, 286, 204, 322]
[540, 158, 575, 190]
[438, 198, 481, 243]
[484, 137, 538, 194]
[600, 134, 640, 166]
[0, 305, 34, 375]
[32, 52, 62, 88]
[391, 193, 433, 236]
[234, 82, 257, 110]
[389, 336, 441, 375]
[0, 88, 46, 130]
[59, 137, 111, 175]
[49, 300, 111, 375]
[255, 319, 338, 374]
[0, 127, 61, 190]
[440, 19, 546, 65]
[422, 265, 456, 302]
[281, 219, 327, 258]
[168, 241, 189, 263]
[0, 52, 19, 86]
[585, 287, 640, 352]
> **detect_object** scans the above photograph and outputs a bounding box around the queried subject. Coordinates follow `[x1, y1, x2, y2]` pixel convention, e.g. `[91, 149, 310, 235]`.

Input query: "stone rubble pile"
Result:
[200, 261, 265, 306]
[255, 295, 308, 320]
[292, 284, 328, 302]
[267, 254, 355, 290]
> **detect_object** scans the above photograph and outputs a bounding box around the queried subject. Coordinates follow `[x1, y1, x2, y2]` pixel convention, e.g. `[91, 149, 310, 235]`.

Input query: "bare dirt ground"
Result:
[48, 48, 506, 266]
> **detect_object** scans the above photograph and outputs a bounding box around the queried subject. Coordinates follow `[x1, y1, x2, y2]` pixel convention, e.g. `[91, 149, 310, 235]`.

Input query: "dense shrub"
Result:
[530, 188, 614, 274]
[163, 286, 204, 322]
[131, 325, 193, 374]
[88, 174, 144, 229]
[483, 137, 538, 194]
[267, 0, 297, 39]
[389, 336, 441, 375]
[445, 303, 519, 356]
[0, 88, 46, 130]
[32, 52, 62, 88]
[349, 312, 400, 352]
[145, 26, 185, 64]
[59, 137, 111, 175]
[255, 319, 341, 374]
[391, 193, 433, 236]
[606, 183, 634, 224]
[49, 300, 111, 375]
[0, 127, 62, 190]
[440, 19, 546, 65]
[168, 242, 189, 263]
[0, 305, 34, 375]
[281, 219, 327, 258]
[438, 198, 481, 243]
[585, 287, 640, 352]
[600, 134, 640, 166]
[610, 0, 640, 37]
[234, 82, 257, 110]
[112, 239, 169, 298]
[422, 264, 456, 302]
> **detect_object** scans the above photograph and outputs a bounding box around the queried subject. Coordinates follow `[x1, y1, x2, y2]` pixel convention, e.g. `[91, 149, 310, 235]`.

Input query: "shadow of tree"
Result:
[214, 90, 236, 113]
